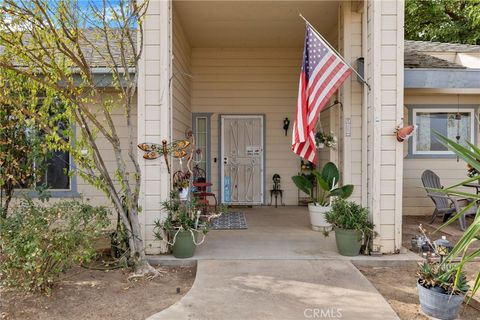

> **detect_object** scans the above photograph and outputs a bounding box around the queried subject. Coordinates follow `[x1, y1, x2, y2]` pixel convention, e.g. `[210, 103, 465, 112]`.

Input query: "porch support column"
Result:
[339, 1, 364, 206]
[138, 0, 172, 254]
[365, 0, 404, 253]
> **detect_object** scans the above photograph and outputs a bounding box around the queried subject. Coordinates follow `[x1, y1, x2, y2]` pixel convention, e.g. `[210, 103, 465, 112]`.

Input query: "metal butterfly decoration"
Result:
[138, 139, 190, 174]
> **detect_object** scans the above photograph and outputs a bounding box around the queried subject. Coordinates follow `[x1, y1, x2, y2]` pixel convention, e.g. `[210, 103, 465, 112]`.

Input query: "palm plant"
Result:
[291, 162, 353, 206]
[431, 131, 480, 299]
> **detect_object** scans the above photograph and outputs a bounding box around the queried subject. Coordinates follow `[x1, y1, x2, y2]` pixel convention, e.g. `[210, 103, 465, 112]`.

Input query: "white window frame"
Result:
[412, 108, 475, 155]
[195, 116, 208, 171]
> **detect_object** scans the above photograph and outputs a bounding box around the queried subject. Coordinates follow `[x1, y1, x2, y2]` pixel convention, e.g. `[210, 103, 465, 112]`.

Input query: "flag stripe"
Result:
[291, 25, 352, 164]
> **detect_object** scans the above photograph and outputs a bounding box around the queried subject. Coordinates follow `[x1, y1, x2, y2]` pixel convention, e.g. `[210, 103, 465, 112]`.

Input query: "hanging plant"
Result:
[315, 131, 337, 149]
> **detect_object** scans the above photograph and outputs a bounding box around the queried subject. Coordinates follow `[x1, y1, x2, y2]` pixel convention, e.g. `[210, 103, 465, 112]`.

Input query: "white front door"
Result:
[220, 115, 264, 205]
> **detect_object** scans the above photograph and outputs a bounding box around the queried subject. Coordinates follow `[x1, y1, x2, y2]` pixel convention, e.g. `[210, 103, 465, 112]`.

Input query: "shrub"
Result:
[0, 199, 110, 292]
[325, 199, 373, 231]
[325, 199, 376, 254]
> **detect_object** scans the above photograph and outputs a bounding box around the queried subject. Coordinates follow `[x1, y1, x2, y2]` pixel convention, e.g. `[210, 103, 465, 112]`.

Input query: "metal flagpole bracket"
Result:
[299, 13, 371, 92]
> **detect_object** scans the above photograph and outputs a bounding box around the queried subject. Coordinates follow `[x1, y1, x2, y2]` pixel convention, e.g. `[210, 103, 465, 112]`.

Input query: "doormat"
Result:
[211, 212, 247, 230]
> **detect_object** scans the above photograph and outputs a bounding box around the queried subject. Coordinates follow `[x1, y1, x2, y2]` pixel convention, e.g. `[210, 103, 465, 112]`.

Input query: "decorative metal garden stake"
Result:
[137, 139, 190, 174]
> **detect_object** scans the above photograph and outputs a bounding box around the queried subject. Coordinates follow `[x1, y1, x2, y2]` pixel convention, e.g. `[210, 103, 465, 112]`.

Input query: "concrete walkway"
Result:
[147, 259, 400, 320]
[147, 207, 412, 319]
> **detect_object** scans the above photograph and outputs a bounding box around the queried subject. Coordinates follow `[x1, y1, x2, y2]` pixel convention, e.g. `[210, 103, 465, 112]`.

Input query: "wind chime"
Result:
[455, 95, 461, 162]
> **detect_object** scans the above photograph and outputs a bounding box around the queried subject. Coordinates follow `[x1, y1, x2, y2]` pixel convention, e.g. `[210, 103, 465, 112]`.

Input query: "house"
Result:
[403, 40, 480, 216]
[34, 0, 479, 255]
[138, 0, 404, 254]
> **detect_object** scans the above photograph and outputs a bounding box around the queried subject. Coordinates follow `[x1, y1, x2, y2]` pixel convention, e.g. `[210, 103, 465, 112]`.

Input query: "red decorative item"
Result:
[395, 125, 416, 142]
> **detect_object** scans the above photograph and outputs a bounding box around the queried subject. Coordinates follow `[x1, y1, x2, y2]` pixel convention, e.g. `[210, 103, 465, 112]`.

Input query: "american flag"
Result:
[292, 25, 352, 164]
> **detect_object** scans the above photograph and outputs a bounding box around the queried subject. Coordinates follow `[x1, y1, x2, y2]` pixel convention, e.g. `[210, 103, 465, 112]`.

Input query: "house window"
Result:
[412, 108, 475, 155]
[192, 113, 211, 182]
[21, 121, 72, 192]
[195, 117, 208, 173]
[37, 151, 71, 190]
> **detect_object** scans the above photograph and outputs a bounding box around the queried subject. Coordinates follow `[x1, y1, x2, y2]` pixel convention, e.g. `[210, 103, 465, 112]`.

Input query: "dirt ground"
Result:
[357, 262, 480, 320]
[402, 215, 479, 253]
[0, 264, 196, 320]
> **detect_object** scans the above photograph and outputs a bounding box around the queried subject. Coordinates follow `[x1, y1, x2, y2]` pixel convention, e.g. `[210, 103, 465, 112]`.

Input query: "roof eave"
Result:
[404, 68, 480, 89]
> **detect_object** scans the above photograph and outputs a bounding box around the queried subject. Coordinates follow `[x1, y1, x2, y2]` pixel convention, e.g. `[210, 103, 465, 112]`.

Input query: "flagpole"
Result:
[299, 13, 371, 92]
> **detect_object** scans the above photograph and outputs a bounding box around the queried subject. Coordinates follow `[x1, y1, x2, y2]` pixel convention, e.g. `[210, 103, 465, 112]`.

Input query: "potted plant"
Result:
[315, 131, 337, 149]
[415, 131, 480, 319]
[292, 162, 353, 231]
[416, 260, 469, 320]
[173, 179, 189, 200]
[325, 199, 375, 256]
[153, 191, 217, 258]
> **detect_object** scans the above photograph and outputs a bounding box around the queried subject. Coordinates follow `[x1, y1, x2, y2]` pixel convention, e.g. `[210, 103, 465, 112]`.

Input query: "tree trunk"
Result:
[1, 186, 14, 218]
[117, 203, 158, 276]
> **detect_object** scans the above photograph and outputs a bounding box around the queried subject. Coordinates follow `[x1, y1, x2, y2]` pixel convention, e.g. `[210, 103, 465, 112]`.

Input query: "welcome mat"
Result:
[211, 212, 248, 230]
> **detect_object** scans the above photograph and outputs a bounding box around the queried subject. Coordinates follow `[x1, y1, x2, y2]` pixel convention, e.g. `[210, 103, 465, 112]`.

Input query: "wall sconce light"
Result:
[283, 118, 290, 136]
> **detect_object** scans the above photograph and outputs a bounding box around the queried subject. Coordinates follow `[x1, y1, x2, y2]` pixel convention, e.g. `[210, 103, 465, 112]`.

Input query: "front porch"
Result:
[138, 0, 405, 254]
[173, 206, 339, 260]
[150, 206, 418, 261]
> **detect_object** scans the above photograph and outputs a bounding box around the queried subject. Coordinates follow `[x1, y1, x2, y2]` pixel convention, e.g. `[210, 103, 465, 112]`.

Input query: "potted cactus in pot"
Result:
[292, 162, 353, 231]
[416, 260, 469, 320]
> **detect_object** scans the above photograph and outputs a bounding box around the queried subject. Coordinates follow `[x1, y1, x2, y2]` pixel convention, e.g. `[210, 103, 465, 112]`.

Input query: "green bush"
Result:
[325, 199, 373, 232]
[325, 199, 376, 254]
[0, 199, 110, 292]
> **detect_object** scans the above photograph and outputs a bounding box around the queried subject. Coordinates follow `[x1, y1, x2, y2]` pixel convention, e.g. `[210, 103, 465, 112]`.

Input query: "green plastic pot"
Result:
[172, 230, 196, 258]
[334, 228, 362, 256]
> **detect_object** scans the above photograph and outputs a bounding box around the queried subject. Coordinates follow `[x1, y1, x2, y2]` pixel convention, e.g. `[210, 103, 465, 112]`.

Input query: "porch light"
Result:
[283, 118, 290, 136]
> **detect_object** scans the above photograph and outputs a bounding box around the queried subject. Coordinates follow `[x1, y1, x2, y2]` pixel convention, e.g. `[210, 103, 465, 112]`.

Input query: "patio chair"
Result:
[421, 170, 471, 230]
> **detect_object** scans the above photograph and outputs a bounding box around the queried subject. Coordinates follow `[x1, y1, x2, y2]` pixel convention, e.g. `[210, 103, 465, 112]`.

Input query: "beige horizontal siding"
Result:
[191, 47, 302, 205]
[403, 93, 480, 216]
[73, 90, 138, 214]
[172, 9, 192, 142]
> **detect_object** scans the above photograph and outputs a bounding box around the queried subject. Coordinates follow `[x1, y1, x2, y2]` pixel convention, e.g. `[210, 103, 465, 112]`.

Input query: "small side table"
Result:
[269, 189, 284, 208]
[463, 183, 480, 195]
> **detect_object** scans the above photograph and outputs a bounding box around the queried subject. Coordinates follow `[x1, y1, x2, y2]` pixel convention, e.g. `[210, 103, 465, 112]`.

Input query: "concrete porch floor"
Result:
[147, 206, 415, 320]
[150, 206, 418, 262]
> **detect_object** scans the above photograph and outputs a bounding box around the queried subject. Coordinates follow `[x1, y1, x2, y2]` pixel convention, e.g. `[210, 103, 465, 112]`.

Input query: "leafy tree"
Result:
[405, 0, 480, 45]
[0, 72, 49, 217]
[0, 0, 157, 276]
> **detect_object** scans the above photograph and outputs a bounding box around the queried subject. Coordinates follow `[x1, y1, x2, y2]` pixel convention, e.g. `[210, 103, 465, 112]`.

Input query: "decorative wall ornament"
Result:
[395, 125, 416, 142]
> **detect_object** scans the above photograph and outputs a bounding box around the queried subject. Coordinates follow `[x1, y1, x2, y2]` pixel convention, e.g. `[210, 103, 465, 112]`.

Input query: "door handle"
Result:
[224, 157, 228, 164]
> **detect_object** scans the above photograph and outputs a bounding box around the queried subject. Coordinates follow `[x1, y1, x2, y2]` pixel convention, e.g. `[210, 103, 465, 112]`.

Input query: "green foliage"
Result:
[325, 199, 375, 254]
[0, 0, 152, 268]
[431, 131, 480, 298]
[405, 0, 480, 44]
[325, 199, 374, 232]
[417, 261, 470, 295]
[154, 192, 207, 237]
[291, 162, 353, 206]
[0, 199, 110, 292]
[0, 72, 53, 217]
[152, 191, 229, 246]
